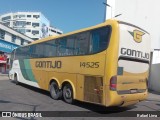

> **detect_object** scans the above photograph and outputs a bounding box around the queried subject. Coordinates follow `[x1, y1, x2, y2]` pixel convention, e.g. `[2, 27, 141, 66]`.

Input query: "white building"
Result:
[0, 12, 63, 40]
[106, 0, 160, 49]
[48, 26, 62, 36]
[0, 22, 33, 73]
[105, 0, 160, 92]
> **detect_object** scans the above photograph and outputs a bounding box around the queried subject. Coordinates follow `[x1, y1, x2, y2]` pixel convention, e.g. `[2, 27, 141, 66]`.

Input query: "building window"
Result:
[2, 16, 11, 21]
[27, 15, 31, 18]
[13, 15, 17, 18]
[21, 39, 24, 45]
[12, 35, 16, 43]
[32, 38, 39, 40]
[0, 29, 5, 39]
[57, 32, 62, 34]
[15, 21, 26, 27]
[18, 15, 25, 18]
[3, 22, 10, 26]
[26, 29, 31, 32]
[28, 41, 31, 44]
[16, 29, 25, 34]
[51, 29, 56, 33]
[32, 30, 39, 35]
[26, 22, 31, 25]
[33, 15, 40, 18]
[32, 23, 39, 27]
[13, 22, 16, 26]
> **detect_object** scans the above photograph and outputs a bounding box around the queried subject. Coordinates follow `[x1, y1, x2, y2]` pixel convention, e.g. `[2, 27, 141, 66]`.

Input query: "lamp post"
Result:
[103, 2, 112, 19]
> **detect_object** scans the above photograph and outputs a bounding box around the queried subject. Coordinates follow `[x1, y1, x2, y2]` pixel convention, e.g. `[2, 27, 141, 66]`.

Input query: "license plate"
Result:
[130, 89, 137, 93]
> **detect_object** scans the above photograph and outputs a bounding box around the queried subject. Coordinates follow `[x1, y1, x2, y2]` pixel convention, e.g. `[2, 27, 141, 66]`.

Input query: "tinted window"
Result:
[66, 36, 75, 55]
[15, 26, 111, 59]
[16, 47, 30, 60]
[75, 32, 90, 55]
[44, 40, 57, 57]
[90, 26, 111, 53]
[30, 45, 38, 58]
[35, 43, 44, 57]
[57, 38, 67, 56]
[30, 43, 44, 58]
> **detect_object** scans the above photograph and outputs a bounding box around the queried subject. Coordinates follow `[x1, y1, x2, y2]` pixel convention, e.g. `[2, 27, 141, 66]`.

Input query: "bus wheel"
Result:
[50, 82, 61, 100]
[14, 74, 19, 85]
[63, 83, 74, 104]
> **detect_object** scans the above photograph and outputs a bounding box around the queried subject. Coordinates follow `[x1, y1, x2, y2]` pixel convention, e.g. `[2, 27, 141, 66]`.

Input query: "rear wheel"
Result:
[50, 82, 61, 100]
[63, 83, 74, 104]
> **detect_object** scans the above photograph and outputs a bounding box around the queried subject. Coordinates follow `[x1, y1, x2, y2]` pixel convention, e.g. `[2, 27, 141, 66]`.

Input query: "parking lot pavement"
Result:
[0, 74, 159, 101]
[148, 90, 160, 101]
[0, 74, 8, 81]
[0, 76, 159, 119]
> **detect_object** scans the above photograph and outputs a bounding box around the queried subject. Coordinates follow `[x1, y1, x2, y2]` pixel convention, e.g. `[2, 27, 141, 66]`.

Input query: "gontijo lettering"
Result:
[35, 61, 62, 68]
[121, 48, 150, 59]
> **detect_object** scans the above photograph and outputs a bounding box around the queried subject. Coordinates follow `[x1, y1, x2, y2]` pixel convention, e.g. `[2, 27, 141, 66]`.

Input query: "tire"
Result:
[50, 82, 61, 100]
[14, 74, 19, 85]
[63, 83, 74, 104]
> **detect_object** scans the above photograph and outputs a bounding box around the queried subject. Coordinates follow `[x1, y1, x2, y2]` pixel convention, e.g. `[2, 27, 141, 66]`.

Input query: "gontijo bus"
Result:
[9, 19, 151, 107]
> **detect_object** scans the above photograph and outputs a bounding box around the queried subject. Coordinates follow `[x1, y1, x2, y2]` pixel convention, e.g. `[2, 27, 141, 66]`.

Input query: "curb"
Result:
[0, 74, 8, 76]
[147, 92, 160, 101]
[148, 90, 160, 95]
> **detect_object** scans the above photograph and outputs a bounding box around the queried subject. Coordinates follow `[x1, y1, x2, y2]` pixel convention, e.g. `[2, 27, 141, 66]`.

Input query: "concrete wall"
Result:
[149, 51, 160, 92]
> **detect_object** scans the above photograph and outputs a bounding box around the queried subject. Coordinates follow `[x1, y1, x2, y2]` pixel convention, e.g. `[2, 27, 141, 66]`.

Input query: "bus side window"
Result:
[36, 43, 44, 58]
[90, 33, 100, 53]
[90, 26, 111, 54]
[30, 45, 38, 58]
[43, 40, 57, 57]
[75, 32, 90, 55]
[66, 36, 75, 56]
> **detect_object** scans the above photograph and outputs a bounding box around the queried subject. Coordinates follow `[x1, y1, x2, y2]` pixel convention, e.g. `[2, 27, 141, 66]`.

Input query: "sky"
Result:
[0, 0, 106, 33]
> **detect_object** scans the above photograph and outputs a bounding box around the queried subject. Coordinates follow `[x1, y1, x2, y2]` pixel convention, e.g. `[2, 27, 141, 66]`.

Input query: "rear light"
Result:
[110, 76, 117, 91]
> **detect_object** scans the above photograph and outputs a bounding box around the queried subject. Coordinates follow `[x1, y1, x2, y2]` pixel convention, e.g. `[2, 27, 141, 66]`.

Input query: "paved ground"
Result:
[0, 75, 159, 120]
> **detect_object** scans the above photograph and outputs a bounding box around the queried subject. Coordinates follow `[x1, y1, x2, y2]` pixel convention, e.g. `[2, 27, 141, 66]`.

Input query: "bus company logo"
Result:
[128, 30, 145, 43]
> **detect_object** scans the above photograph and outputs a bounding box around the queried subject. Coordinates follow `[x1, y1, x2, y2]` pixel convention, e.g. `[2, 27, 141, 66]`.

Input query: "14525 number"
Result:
[80, 62, 99, 68]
